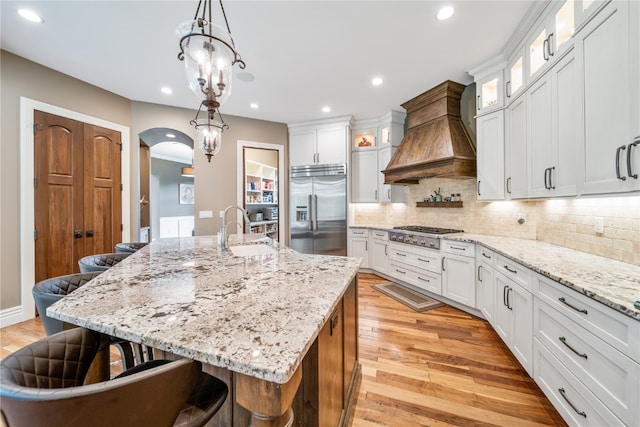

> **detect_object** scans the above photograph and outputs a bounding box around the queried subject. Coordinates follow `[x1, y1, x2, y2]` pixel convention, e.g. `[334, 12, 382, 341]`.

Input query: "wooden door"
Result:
[34, 111, 122, 282]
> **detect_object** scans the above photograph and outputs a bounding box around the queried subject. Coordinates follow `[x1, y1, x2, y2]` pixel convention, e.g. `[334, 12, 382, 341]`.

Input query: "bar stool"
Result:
[0, 328, 228, 427]
[32, 272, 136, 370]
[115, 242, 148, 253]
[78, 252, 130, 273]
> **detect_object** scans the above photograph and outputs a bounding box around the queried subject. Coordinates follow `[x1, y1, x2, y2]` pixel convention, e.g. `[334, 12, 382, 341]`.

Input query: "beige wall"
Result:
[1, 51, 288, 312]
[350, 177, 640, 266]
[1, 51, 131, 309]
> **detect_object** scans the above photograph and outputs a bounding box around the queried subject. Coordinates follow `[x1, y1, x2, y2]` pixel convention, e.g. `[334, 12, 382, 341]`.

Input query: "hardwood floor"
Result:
[1, 273, 565, 426]
[350, 273, 565, 426]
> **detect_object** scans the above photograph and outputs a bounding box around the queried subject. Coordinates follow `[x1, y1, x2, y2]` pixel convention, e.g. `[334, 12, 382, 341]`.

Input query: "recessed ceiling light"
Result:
[237, 71, 255, 82]
[372, 77, 383, 86]
[161, 87, 173, 95]
[18, 9, 43, 23]
[250, 103, 259, 109]
[437, 6, 454, 21]
[322, 106, 331, 113]
[166, 133, 176, 138]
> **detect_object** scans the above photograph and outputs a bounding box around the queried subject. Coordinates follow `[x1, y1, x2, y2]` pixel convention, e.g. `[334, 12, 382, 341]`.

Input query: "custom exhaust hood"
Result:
[382, 80, 477, 184]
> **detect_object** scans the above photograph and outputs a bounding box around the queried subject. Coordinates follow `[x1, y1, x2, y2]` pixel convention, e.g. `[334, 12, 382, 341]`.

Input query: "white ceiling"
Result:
[1, 1, 534, 125]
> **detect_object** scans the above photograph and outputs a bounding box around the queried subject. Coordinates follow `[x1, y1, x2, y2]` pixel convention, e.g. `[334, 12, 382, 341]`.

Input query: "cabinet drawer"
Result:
[348, 228, 368, 237]
[370, 230, 388, 241]
[389, 243, 440, 274]
[441, 239, 474, 257]
[389, 261, 441, 295]
[536, 274, 640, 362]
[534, 299, 639, 426]
[494, 254, 531, 292]
[534, 339, 625, 427]
[475, 245, 495, 267]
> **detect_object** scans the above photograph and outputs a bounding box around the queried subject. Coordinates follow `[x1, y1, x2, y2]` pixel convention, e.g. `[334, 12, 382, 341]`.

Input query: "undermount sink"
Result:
[229, 244, 277, 257]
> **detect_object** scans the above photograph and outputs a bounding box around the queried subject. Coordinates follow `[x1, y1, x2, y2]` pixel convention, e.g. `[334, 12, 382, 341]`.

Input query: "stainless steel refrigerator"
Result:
[289, 164, 347, 256]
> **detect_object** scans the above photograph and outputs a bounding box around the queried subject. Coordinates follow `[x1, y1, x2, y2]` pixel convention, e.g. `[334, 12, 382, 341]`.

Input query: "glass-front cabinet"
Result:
[506, 49, 525, 100]
[476, 72, 504, 113]
[527, 0, 576, 80]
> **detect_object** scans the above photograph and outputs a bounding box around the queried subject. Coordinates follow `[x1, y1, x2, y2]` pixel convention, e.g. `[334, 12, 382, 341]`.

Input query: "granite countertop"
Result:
[446, 234, 640, 321]
[48, 235, 361, 384]
[348, 225, 640, 321]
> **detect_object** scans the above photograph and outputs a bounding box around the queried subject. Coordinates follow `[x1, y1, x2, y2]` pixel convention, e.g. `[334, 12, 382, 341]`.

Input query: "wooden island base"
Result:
[156, 277, 360, 427]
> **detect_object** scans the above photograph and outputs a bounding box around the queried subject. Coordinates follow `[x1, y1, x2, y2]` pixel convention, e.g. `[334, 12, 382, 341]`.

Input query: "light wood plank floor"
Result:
[1, 273, 565, 426]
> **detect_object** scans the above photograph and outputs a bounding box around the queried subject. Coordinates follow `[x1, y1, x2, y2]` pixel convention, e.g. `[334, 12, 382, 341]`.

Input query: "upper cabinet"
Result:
[577, 0, 640, 194]
[289, 117, 352, 167]
[470, 57, 506, 114]
[506, 48, 526, 101]
[351, 111, 407, 204]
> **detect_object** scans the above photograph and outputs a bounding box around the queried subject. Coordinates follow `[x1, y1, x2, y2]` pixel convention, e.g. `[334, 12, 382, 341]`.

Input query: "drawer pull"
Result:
[558, 388, 587, 418]
[482, 252, 491, 259]
[559, 337, 588, 359]
[503, 265, 517, 274]
[558, 297, 588, 315]
[449, 245, 466, 251]
[417, 257, 430, 263]
[395, 252, 406, 257]
[395, 269, 406, 275]
[417, 276, 430, 283]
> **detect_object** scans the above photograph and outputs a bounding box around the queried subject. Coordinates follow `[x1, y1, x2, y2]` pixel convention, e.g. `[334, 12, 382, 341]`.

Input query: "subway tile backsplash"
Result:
[350, 178, 640, 266]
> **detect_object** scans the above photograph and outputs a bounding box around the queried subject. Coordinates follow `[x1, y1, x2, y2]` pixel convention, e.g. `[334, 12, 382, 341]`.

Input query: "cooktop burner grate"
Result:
[393, 225, 463, 235]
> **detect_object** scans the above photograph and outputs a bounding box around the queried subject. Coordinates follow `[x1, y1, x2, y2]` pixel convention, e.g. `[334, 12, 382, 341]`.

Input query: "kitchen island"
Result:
[48, 235, 361, 426]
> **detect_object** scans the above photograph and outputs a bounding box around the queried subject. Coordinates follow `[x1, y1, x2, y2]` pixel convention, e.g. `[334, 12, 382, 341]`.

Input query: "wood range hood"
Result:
[383, 80, 477, 184]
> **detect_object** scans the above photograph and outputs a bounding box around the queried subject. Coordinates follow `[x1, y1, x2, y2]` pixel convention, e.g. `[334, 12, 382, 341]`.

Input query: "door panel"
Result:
[35, 111, 84, 281]
[313, 176, 346, 256]
[289, 177, 313, 254]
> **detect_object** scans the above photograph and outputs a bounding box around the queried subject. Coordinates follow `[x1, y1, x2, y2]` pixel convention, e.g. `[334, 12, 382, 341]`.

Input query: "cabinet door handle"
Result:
[374, 189, 378, 201]
[388, 189, 391, 200]
[627, 137, 639, 179]
[365, 240, 368, 251]
[441, 257, 446, 271]
[543, 38, 550, 61]
[506, 177, 512, 194]
[558, 388, 587, 418]
[507, 287, 513, 310]
[547, 33, 555, 57]
[503, 265, 517, 274]
[330, 310, 339, 336]
[506, 80, 512, 98]
[477, 265, 482, 282]
[477, 180, 481, 196]
[559, 337, 588, 359]
[544, 167, 550, 189]
[616, 145, 627, 180]
[503, 285, 509, 307]
[477, 95, 481, 110]
[558, 297, 588, 315]
[385, 244, 388, 256]
[548, 166, 555, 190]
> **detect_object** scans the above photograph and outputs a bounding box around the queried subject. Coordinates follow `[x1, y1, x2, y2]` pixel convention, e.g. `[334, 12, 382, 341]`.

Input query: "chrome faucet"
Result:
[220, 205, 251, 249]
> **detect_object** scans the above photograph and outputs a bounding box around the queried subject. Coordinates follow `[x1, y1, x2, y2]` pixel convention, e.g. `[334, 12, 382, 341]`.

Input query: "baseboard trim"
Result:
[0, 306, 25, 328]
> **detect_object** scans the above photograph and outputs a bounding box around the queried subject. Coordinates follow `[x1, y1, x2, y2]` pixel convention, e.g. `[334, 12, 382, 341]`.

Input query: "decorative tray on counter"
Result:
[416, 201, 463, 208]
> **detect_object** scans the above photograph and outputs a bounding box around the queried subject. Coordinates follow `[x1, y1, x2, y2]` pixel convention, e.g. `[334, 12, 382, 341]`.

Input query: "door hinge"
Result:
[34, 230, 38, 240]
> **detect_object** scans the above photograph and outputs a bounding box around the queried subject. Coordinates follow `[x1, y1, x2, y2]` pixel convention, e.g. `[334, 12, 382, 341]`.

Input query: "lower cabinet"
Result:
[494, 270, 534, 375]
[441, 241, 476, 307]
[370, 230, 389, 274]
[348, 228, 369, 269]
[476, 246, 496, 325]
[294, 278, 359, 427]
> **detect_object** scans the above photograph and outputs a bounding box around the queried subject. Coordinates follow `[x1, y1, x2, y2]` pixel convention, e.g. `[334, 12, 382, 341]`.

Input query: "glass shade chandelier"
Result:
[177, 0, 245, 162]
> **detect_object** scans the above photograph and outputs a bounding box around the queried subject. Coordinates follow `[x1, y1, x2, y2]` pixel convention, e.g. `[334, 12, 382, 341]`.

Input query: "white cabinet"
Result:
[495, 270, 534, 375]
[528, 50, 580, 198]
[441, 240, 476, 308]
[578, 0, 640, 194]
[475, 246, 496, 324]
[476, 71, 504, 113]
[351, 150, 378, 202]
[289, 118, 351, 167]
[505, 93, 528, 198]
[370, 230, 389, 275]
[506, 48, 526, 101]
[348, 228, 369, 269]
[388, 242, 442, 295]
[377, 146, 407, 203]
[476, 111, 505, 200]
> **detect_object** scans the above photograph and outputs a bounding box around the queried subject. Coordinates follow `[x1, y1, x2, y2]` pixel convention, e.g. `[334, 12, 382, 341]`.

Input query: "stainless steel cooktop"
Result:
[389, 225, 463, 249]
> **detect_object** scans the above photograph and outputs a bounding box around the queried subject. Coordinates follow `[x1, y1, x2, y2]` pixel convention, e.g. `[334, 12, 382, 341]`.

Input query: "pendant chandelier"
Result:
[177, 0, 245, 162]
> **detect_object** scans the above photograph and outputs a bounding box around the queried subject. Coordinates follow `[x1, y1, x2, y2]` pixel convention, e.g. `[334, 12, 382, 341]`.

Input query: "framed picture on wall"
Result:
[179, 183, 194, 205]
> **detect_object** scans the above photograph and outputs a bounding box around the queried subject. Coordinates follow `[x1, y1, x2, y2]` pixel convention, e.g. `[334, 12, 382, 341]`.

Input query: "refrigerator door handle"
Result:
[308, 195, 314, 231]
[314, 195, 319, 231]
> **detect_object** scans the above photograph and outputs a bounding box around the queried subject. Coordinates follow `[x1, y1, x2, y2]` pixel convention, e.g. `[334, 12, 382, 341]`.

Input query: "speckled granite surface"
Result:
[48, 235, 361, 384]
[350, 226, 639, 320]
[446, 234, 640, 321]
